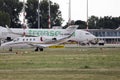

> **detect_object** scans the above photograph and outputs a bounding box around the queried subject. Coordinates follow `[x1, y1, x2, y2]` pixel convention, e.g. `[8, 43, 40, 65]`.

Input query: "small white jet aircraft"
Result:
[0, 25, 96, 46]
[1, 25, 78, 51]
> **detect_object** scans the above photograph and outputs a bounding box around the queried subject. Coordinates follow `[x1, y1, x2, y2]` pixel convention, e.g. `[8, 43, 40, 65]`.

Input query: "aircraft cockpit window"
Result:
[13, 39, 17, 42]
[13, 38, 19, 42]
[85, 33, 90, 35]
[13, 39, 16, 42]
[17, 38, 19, 41]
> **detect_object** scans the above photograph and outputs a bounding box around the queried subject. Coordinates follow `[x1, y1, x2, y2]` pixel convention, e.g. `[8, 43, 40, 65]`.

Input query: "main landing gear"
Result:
[9, 47, 12, 52]
[35, 47, 43, 51]
[0, 40, 1, 46]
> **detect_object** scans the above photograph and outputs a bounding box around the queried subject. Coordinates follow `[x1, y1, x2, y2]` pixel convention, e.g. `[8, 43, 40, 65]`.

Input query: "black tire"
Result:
[35, 47, 39, 51]
[39, 48, 43, 51]
[9, 47, 12, 52]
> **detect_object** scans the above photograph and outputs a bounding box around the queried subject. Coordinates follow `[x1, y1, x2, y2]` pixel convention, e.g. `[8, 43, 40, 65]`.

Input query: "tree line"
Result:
[64, 16, 120, 29]
[87, 16, 120, 29]
[0, 0, 63, 28]
[0, 0, 120, 29]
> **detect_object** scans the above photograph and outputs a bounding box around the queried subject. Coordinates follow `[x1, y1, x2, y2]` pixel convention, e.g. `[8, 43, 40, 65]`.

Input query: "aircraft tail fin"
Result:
[60, 25, 78, 36]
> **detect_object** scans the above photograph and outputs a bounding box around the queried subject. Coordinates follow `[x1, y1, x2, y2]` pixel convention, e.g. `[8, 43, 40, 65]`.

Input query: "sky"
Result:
[51, 0, 120, 25]
[20, 0, 120, 25]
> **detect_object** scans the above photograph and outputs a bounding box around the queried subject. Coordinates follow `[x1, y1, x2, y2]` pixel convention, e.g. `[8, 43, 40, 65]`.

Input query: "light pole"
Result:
[48, 0, 51, 29]
[68, 0, 71, 25]
[86, 0, 89, 30]
[38, 0, 40, 29]
[23, 0, 25, 25]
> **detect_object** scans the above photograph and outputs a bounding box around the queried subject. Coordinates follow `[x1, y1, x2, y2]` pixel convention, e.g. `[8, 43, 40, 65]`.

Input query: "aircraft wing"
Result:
[26, 34, 73, 48]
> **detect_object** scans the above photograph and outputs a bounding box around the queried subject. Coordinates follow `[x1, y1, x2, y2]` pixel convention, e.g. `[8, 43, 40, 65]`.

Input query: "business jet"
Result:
[1, 25, 78, 51]
[0, 25, 96, 46]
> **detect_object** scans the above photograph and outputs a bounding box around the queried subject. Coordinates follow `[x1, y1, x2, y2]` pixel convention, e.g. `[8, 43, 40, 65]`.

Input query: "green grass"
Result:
[0, 48, 120, 80]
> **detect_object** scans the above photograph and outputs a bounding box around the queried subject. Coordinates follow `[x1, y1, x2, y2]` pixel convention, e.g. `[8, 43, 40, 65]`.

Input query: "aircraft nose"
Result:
[92, 35, 96, 39]
[90, 35, 98, 44]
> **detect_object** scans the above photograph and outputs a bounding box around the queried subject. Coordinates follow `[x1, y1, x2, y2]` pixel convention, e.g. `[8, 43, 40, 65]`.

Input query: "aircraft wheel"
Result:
[9, 47, 12, 52]
[39, 48, 43, 51]
[35, 47, 39, 52]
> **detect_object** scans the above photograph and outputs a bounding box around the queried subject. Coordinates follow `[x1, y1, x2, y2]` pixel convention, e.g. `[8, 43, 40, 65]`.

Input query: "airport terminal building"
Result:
[88, 29, 120, 44]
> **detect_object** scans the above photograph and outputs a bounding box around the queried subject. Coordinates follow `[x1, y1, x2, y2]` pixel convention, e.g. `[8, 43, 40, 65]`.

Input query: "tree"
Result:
[88, 16, 99, 29]
[26, 0, 63, 28]
[64, 16, 120, 29]
[97, 16, 120, 29]
[0, 11, 10, 26]
[0, 0, 23, 28]
[74, 20, 86, 29]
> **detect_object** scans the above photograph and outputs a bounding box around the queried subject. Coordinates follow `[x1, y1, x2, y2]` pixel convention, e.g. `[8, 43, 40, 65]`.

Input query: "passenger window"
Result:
[26, 39, 28, 41]
[30, 38, 32, 41]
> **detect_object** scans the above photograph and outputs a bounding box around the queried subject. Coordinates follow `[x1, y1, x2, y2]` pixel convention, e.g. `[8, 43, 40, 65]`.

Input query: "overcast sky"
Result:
[20, 0, 120, 25]
[51, 0, 120, 24]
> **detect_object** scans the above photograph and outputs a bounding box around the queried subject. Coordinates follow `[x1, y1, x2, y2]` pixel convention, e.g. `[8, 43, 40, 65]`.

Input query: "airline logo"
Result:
[29, 30, 75, 37]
